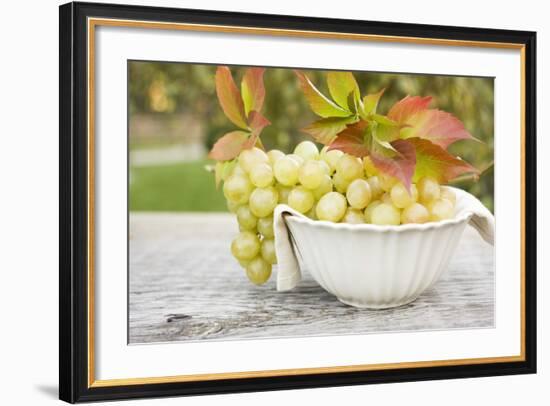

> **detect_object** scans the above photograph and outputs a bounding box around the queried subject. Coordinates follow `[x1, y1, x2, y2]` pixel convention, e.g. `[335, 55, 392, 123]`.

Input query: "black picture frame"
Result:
[59, 1, 537, 403]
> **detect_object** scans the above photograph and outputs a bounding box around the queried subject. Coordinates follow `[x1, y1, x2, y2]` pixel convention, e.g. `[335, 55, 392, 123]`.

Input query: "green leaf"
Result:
[215, 66, 248, 130]
[214, 160, 237, 188]
[374, 121, 402, 143]
[408, 137, 479, 183]
[302, 116, 357, 145]
[208, 130, 250, 161]
[327, 71, 359, 111]
[241, 67, 266, 117]
[294, 70, 351, 118]
[371, 114, 398, 127]
[361, 89, 385, 117]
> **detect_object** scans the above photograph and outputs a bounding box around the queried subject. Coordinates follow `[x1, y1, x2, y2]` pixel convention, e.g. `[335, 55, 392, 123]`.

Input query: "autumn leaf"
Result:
[327, 71, 359, 111]
[387, 95, 432, 123]
[370, 139, 416, 190]
[327, 121, 369, 156]
[328, 120, 397, 159]
[302, 116, 357, 145]
[294, 70, 351, 118]
[408, 137, 479, 183]
[208, 131, 250, 161]
[248, 110, 270, 133]
[215, 67, 248, 130]
[241, 67, 266, 117]
[243, 111, 270, 149]
[400, 109, 475, 149]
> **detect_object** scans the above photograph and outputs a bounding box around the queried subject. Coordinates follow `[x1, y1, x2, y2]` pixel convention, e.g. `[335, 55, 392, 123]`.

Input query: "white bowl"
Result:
[283, 189, 478, 309]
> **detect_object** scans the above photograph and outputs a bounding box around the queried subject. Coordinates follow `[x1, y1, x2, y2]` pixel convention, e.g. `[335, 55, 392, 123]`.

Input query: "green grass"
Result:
[129, 160, 227, 212]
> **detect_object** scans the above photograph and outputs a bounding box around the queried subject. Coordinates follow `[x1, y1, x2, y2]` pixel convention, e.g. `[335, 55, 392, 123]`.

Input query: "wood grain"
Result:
[129, 213, 494, 344]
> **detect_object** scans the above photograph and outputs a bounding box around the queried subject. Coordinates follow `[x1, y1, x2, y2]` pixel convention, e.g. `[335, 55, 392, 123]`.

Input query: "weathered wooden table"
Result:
[129, 212, 494, 344]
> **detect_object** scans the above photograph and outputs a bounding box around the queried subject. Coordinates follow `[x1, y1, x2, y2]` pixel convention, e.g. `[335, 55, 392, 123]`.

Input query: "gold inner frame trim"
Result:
[87, 17, 527, 388]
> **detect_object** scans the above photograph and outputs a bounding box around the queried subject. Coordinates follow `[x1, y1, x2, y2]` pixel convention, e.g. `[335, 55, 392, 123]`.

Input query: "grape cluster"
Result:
[220, 141, 456, 285]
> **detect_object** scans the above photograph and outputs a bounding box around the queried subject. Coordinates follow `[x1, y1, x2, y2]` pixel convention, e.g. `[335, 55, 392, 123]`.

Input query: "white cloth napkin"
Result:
[273, 187, 495, 292]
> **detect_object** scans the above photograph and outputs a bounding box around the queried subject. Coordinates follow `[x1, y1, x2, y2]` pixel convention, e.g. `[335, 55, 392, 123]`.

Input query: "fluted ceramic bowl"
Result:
[283, 188, 478, 309]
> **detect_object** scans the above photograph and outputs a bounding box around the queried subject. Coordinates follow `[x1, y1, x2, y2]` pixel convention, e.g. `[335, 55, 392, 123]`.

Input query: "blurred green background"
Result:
[129, 62, 494, 212]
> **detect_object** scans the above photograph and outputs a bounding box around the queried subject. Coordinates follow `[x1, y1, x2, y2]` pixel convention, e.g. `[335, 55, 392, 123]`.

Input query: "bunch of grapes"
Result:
[219, 141, 457, 286]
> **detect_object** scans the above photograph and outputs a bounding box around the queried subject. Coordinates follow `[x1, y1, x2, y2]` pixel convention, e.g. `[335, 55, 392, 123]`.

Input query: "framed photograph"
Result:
[59, 1, 537, 403]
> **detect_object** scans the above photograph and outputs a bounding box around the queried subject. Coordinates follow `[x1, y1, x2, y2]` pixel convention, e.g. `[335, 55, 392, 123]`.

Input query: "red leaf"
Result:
[370, 139, 416, 189]
[294, 70, 350, 118]
[243, 111, 270, 149]
[302, 117, 357, 145]
[241, 68, 266, 117]
[248, 110, 270, 132]
[408, 137, 479, 182]
[401, 109, 475, 149]
[208, 131, 249, 161]
[215, 66, 248, 129]
[328, 121, 370, 157]
[387, 95, 432, 123]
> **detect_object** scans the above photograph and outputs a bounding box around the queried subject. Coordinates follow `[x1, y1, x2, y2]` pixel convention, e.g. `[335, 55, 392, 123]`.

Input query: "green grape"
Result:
[249, 162, 274, 188]
[236, 205, 258, 231]
[364, 200, 382, 223]
[267, 149, 285, 166]
[313, 174, 333, 200]
[346, 179, 372, 209]
[318, 159, 331, 175]
[332, 171, 351, 194]
[298, 160, 325, 190]
[231, 231, 260, 261]
[305, 203, 318, 220]
[274, 156, 300, 186]
[390, 183, 418, 209]
[336, 154, 363, 181]
[245, 256, 272, 285]
[261, 238, 277, 264]
[226, 200, 240, 213]
[343, 208, 365, 224]
[237, 258, 251, 268]
[294, 140, 319, 161]
[287, 153, 305, 167]
[223, 174, 253, 204]
[239, 147, 269, 173]
[401, 203, 429, 224]
[249, 186, 279, 218]
[276, 185, 292, 204]
[440, 186, 456, 205]
[418, 176, 441, 204]
[316, 192, 347, 222]
[288, 186, 315, 214]
[363, 156, 379, 177]
[428, 199, 454, 221]
[380, 192, 392, 205]
[371, 203, 401, 225]
[367, 175, 383, 199]
[232, 163, 247, 177]
[320, 146, 343, 174]
[257, 216, 274, 238]
[379, 174, 398, 192]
